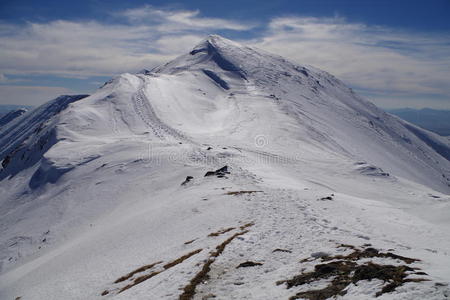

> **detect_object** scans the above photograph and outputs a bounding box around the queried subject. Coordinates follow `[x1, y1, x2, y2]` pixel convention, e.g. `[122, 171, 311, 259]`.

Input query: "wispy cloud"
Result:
[120, 5, 255, 31]
[0, 7, 449, 108]
[0, 20, 174, 77]
[0, 6, 253, 78]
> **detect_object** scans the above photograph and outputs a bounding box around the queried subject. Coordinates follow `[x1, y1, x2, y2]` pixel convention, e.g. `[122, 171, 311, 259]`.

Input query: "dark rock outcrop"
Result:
[181, 176, 194, 186]
[204, 165, 230, 177]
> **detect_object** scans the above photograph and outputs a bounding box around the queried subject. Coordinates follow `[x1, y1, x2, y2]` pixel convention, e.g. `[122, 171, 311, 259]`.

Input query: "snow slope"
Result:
[0, 35, 449, 300]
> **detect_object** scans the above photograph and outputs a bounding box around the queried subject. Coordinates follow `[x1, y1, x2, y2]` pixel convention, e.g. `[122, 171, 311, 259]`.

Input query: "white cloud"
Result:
[0, 8, 449, 108]
[120, 5, 255, 31]
[0, 21, 175, 77]
[0, 6, 253, 78]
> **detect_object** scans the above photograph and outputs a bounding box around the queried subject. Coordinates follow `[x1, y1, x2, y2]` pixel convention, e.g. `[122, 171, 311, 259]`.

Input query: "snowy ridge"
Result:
[0, 95, 88, 180]
[0, 35, 449, 300]
[0, 108, 28, 128]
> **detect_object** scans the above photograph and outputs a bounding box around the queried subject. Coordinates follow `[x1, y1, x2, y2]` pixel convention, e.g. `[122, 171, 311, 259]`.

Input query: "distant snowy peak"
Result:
[0, 108, 28, 128]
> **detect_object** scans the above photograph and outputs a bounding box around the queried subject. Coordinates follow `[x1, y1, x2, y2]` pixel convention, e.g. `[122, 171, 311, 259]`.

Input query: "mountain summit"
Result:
[1, 36, 449, 300]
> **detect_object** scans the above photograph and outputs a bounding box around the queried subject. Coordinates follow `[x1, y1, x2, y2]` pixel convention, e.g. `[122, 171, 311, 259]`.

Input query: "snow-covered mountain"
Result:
[0, 108, 28, 128]
[0, 35, 449, 300]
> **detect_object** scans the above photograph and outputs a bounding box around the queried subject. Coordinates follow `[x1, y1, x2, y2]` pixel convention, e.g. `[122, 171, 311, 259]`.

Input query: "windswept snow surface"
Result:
[0, 35, 449, 300]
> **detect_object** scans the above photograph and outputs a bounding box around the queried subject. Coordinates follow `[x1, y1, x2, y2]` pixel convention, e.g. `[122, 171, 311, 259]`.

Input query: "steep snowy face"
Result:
[0, 95, 88, 181]
[154, 34, 350, 95]
[153, 35, 251, 79]
[149, 35, 450, 192]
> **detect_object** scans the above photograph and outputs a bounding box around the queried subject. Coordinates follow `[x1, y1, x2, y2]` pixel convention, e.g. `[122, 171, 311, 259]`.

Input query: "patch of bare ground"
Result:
[277, 245, 428, 300]
[179, 258, 215, 300]
[117, 249, 202, 294]
[212, 230, 249, 257]
[163, 249, 203, 270]
[184, 239, 197, 245]
[239, 222, 255, 230]
[321, 246, 420, 264]
[114, 261, 162, 283]
[118, 271, 162, 294]
[208, 227, 235, 237]
[103, 249, 202, 295]
[179, 224, 254, 300]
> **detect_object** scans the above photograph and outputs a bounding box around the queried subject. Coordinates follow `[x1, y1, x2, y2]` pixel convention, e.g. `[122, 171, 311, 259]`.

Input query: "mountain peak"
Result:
[190, 34, 243, 56]
[205, 33, 227, 42]
[152, 34, 248, 79]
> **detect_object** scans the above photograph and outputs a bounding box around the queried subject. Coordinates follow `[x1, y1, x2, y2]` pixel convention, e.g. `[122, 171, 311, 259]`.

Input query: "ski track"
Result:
[132, 76, 188, 142]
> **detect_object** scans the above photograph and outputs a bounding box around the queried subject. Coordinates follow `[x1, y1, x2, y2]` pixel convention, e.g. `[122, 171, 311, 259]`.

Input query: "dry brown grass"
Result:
[114, 261, 162, 283]
[278, 245, 427, 300]
[163, 249, 202, 269]
[179, 258, 215, 300]
[179, 227, 252, 300]
[208, 227, 235, 237]
[239, 222, 255, 230]
[212, 230, 249, 257]
[118, 271, 161, 294]
[116, 249, 202, 294]
[321, 247, 420, 264]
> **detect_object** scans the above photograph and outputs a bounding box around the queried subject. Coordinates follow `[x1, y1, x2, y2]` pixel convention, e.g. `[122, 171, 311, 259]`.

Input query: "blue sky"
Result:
[0, 0, 449, 109]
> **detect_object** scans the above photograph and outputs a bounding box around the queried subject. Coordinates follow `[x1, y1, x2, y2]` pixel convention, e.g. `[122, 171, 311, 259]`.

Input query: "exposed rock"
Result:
[204, 165, 230, 177]
[236, 261, 263, 268]
[181, 176, 194, 186]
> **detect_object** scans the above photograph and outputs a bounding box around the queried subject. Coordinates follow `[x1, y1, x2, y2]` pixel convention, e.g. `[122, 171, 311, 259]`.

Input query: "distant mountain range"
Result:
[387, 108, 450, 136]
